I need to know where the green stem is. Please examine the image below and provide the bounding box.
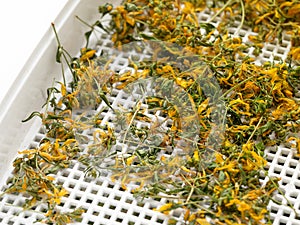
[75,15,94,29]
[208,0,237,23]
[51,23,67,86]
[267,174,298,217]
[246,116,264,143]
[221,75,255,98]
[121,101,142,166]
[51,23,61,46]
[234,0,245,36]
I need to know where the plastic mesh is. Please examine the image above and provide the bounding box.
[0,6,297,225]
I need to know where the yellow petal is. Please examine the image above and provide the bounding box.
[126,155,136,166]
[288,4,300,16]
[196,218,211,225]
[198,98,209,115]
[193,150,199,162]
[59,82,67,96]
[125,15,135,26]
[155,203,173,212]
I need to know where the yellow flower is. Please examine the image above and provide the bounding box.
[22,177,27,191]
[242,142,253,152]
[39,152,67,162]
[250,151,267,167]
[216,206,222,217]
[18,149,38,155]
[249,209,268,221]
[229,99,252,116]
[197,98,209,115]
[44,209,53,217]
[45,176,55,181]
[215,161,238,173]
[229,125,250,134]
[287,136,300,155]
[214,185,223,196]
[184,209,190,221]
[287,4,300,16]
[240,81,260,98]
[193,150,199,162]
[80,48,96,61]
[241,158,255,171]
[243,190,262,200]
[242,143,267,169]
[226,199,251,218]
[126,155,136,166]
[196,218,210,225]
[53,188,68,204]
[237,201,251,212]
[181,166,192,173]
[155,203,173,214]
[226,198,238,207]
[215,153,224,164]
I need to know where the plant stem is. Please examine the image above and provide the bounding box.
[208,0,237,23]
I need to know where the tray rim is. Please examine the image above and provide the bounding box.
[0,0,114,188]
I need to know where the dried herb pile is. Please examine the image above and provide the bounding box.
[2,0,300,225]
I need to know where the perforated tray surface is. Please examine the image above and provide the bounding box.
[0,1,299,225]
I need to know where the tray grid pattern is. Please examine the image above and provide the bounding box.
[0,6,298,225]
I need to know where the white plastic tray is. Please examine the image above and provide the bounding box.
[0,0,109,186]
[0,1,299,225]
[0,1,172,225]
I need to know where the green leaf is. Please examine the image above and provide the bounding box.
[199,23,215,33]
[95,20,109,33]
[22,111,43,123]
[124,2,138,12]
[84,30,93,47]
[42,87,60,108]
[139,33,157,40]
[99,90,114,111]
[56,46,63,63]
[98,3,113,16]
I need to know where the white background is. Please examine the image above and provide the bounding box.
[0,0,68,106]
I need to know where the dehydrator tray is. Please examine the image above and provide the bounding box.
[0,0,300,224]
